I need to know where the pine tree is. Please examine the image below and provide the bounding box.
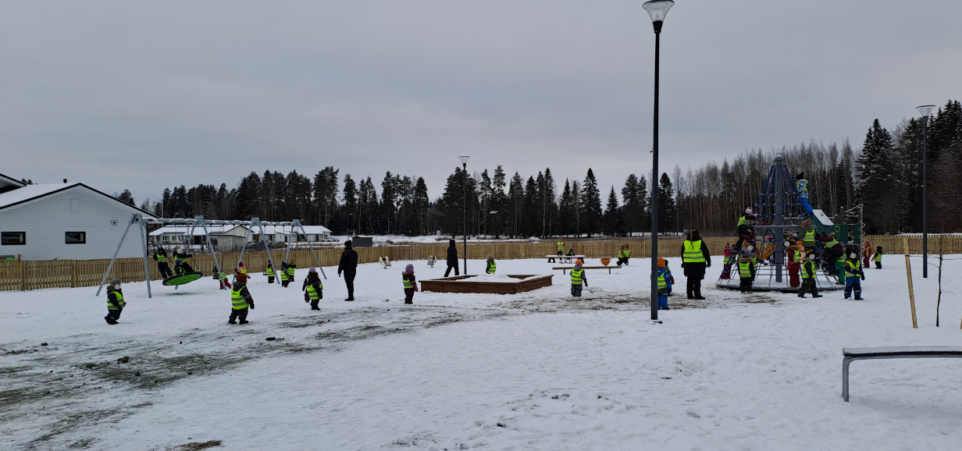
[508,172,525,237]
[581,169,603,237]
[557,179,573,236]
[542,168,557,236]
[571,180,582,236]
[413,177,429,234]
[604,186,621,236]
[115,189,135,206]
[621,174,648,236]
[855,119,904,233]
[490,166,508,238]
[524,176,540,237]
[658,173,677,233]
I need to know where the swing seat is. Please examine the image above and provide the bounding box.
[162,272,204,286]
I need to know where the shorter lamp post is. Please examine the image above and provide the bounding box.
[460,155,470,274]
[916,104,935,278]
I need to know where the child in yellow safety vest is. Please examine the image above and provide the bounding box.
[797,251,823,298]
[104,279,126,325]
[229,272,255,324]
[303,268,323,310]
[265,263,275,284]
[737,256,755,293]
[402,264,418,304]
[844,253,865,301]
[570,259,588,297]
[212,266,232,290]
[486,255,496,274]
[874,246,883,269]
[657,258,670,310]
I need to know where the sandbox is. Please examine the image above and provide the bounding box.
[420,274,553,295]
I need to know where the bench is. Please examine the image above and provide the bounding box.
[842,346,962,402]
[553,266,621,275]
[547,255,585,264]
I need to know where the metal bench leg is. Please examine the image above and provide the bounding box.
[842,357,853,402]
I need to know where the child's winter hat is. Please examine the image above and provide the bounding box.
[108,279,121,288]
[796,172,805,180]
[575,259,584,265]
[745,207,753,214]
[309,267,317,273]
[658,258,667,268]
[236,273,248,283]
[405,264,414,273]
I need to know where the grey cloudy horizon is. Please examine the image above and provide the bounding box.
[2,0,960,208]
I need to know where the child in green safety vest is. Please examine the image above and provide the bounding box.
[104,279,126,325]
[229,273,255,324]
[835,253,847,285]
[737,257,755,293]
[617,244,631,266]
[657,258,670,309]
[212,266,232,290]
[874,246,883,269]
[265,263,275,284]
[843,252,865,300]
[303,268,323,310]
[153,247,173,279]
[797,251,823,298]
[570,259,587,297]
[280,262,292,288]
[286,264,296,284]
[402,264,417,304]
[486,255,496,274]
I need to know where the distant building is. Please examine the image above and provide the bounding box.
[0,174,157,261]
[148,224,333,253]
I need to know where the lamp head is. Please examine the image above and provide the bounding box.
[916,104,936,118]
[643,0,674,33]
[459,155,470,167]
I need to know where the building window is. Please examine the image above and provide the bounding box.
[1,232,26,245]
[65,232,87,244]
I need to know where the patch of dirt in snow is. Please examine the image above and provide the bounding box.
[0,306,512,449]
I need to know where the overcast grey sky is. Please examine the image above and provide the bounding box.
[2,0,960,205]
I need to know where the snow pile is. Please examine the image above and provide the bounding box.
[451,273,534,283]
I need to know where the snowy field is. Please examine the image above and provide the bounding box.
[2,256,961,450]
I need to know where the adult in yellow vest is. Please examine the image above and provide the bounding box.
[680,229,712,300]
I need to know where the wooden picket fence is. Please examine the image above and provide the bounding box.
[1,235,959,292]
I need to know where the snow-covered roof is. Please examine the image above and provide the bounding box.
[149,226,232,236]
[0,183,156,216]
[149,224,331,236]
[0,172,26,190]
[255,225,332,235]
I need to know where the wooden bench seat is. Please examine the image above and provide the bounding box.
[553,266,620,275]
[842,346,962,401]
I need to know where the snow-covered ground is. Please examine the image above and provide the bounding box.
[2,256,961,450]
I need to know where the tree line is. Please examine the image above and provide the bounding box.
[121,99,961,237]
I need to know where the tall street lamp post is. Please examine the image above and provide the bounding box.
[460,156,470,274]
[916,105,935,278]
[643,0,673,321]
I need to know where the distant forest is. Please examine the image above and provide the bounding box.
[117,100,962,236]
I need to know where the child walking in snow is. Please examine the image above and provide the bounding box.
[104,279,126,325]
[844,252,865,300]
[664,259,675,296]
[265,263,275,284]
[486,255,496,274]
[797,251,822,298]
[402,264,418,304]
[874,246,883,269]
[303,268,323,310]
[570,259,587,297]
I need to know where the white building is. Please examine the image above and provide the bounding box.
[0,175,156,261]
[147,224,333,253]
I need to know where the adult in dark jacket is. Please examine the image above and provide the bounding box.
[680,229,712,300]
[444,239,460,277]
[337,240,359,301]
